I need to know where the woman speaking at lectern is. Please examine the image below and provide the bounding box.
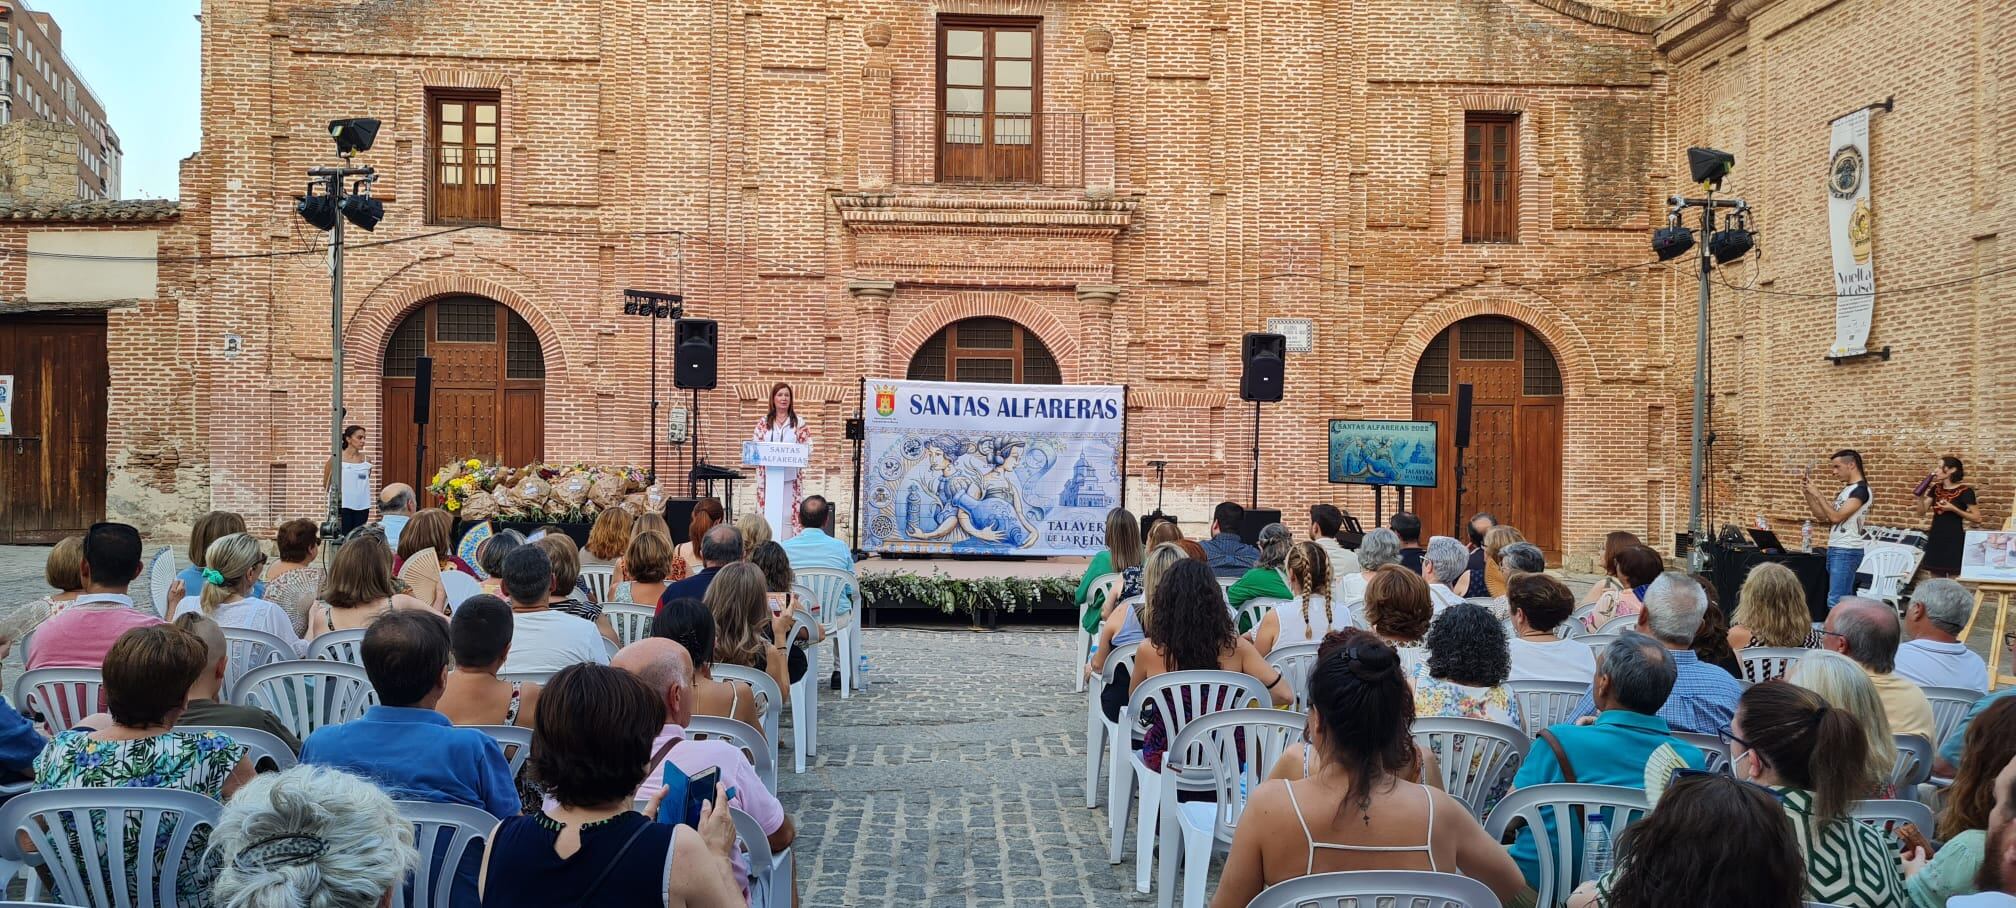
[752,382,811,534]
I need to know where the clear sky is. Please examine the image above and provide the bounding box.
[30,0,199,199]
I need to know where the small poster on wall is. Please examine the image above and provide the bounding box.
[1960,530,2016,584]
[0,375,12,436]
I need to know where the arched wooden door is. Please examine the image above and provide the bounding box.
[379,297,546,503]
[1410,316,1563,560]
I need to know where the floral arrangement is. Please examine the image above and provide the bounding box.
[427,458,653,523]
[858,570,1078,616]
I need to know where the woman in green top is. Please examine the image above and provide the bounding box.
[1077,508,1143,634]
[1227,523,1294,632]
[1904,698,2016,907]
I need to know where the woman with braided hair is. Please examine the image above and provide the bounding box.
[1254,540,1350,655]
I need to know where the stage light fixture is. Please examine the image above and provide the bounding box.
[1653,223,1695,261]
[623,300,639,316]
[1709,227,1753,264]
[1687,146,1736,190]
[327,118,381,157]
[339,193,383,232]
[296,190,339,231]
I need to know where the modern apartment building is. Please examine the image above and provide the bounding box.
[0,0,118,198]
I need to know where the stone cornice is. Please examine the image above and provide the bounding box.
[1525,0,1660,34]
[1654,0,1790,61]
[832,193,1138,235]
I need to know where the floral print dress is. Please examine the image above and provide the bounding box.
[1408,661,1521,811]
[33,729,248,908]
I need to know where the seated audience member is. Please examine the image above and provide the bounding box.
[0,697,41,784]
[1479,541,1546,621]
[478,663,742,907]
[750,540,825,646]
[651,597,765,732]
[174,532,308,658]
[1476,524,1524,600]
[1580,531,1645,607]
[536,533,617,643]
[1202,501,1260,578]
[35,624,253,907]
[1419,536,1470,613]
[1506,571,1596,684]
[171,509,259,603]
[1076,507,1145,633]
[1309,504,1362,584]
[706,561,801,692]
[1391,511,1426,574]
[1944,628,2016,774]
[29,522,163,670]
[611,529,676,607]
[476,529,528,595]
[1959,816,2016,908]
[1338,528,1401,613]
[675,497,726,578]
[1579,544,1664,633]
[618,639,794,861]
[260,518,324,637]
[310,533,428,639]
[1090,542,1188,722]
[735,511,773,552]
[436,595,542,731]
[1566,772,1805,908]
[1362,564,1433,668]
[1728,561,1820,650]
[1730,681,1908,907]
[1510,632,1704,890]
[394,508,477,576]
[1131,559,1293,771]
[1689,598,1744,679]
[1895,578,1988,692]
[210,765,420,908]
[172,613,302,753]
[779,495,858,619]
[1147,518,1185,550]
[1178,538,1210,563]
[1789,650,1897,790]
[1227,523,1296,628]
[1572,571,1743,735]
[1825,596,1936,741]
[1208,630,1525,907]
[660,524,742,607]
[0,534,83,658]
[1255,541,1347,655]
[376,483,415,550]
[1455,514,1494,596]
[581,508,634,570]
[497,545,609,674]
[300,609,519,818]
[1411,603,1518,726]
[1905,698,2016,908]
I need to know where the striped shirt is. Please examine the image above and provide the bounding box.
[1571,648,1742,735]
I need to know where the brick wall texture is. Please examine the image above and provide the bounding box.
[65,0,2010,568]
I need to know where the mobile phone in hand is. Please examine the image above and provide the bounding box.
[656,763,722,826]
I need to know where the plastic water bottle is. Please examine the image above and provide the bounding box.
[1583,815,1614,880]
[857,654,870,686]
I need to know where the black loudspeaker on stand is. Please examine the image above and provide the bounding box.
[1451,382,1472,539]
[413,356,434,490]
[674,319,718,496]
[1240,332,1286,507]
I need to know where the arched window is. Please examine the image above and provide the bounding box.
[907,317,1060,384]
[379,297,547,500]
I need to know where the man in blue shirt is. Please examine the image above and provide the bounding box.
[658,524,741,609]
[375,483,414,550]
[1200,501,1259,578]
[1571,571,1743,735]
[1511,631,1705,889]
[780,496,858,617]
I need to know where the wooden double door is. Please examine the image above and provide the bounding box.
[1410,316,1563,560]
[379,297,545,504]
[0,312,107,543]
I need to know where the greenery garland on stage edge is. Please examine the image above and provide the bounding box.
[859,571,1079,616]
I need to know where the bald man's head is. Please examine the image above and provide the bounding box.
[613,637,694,723]
[1829,596,1902,673]
[379,483,415,515]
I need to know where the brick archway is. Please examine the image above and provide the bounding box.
[890,291,1080,382]
[1379,286,1601,390]
[347,272,568,383]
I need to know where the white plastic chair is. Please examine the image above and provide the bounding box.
[796,568,862,697]
[1850,798,1936,842]
[1892,734,1934,789]
[220,626,294,699]
[711,663,783,777]
[1248,870,1504,908]
[1234,597,1291,639]
[1111,670,1272,893]
[731,806,793,908]
[1924,686,1984,757]
[468,725,532,777]
[1576,633,1620,652]
[1737,647,1809,684]
[1482,783,1651,908]
[146,547,176,619]
[0,787,224,908]
[1156,708,1304,908]
[12,669,102,736]
[497,669,556,687]
[579,565,616,604]
[1085,642,1139,809]
[392,800,495,908]
[440,571,483,612]
[231,660,377,742]
[1411,717,1530,821]
[604,603,656,647]
[1595,613,1639,634]
[1505,680,1590,738]
[309,628,367,666]
[1265,641,1322,713]
[175,725,298,772]
[784,609,823,774]
[1856,546,1919,608]
[687,715,778,794]
[1560,604,1596,639]
[1077,573,1122,693]
[1673,731,1732,775]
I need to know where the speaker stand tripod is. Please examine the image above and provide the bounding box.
[1250,400,1262,508]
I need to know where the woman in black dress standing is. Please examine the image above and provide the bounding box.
[1916,455,1986,578]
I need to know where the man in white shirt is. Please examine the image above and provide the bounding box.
[1308,504,1361,588]
[1894,578,1988,692]
[497,545,608,674]
[1420,536,1469,613]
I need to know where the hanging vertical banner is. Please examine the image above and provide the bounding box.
[1828,108,1875,358]
[858,378,1126,556]
[0,375,12,435]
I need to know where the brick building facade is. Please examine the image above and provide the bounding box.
[50,0,2003,568]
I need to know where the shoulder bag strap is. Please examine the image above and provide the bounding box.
[649,735,683,771]
[1536,729,1584,830]
[570,820,655,907]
